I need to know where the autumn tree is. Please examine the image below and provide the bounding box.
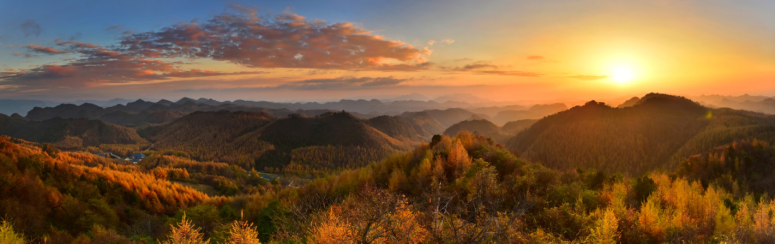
[0,220,25,244]
[163,213,209,244]
[227,211,261,244]
[309,187,428,243]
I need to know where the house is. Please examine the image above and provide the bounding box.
[131,153,146,164]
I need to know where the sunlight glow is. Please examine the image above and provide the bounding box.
[610,65,635,84]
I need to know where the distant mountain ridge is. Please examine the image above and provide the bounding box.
[693,94,775,114]
[443,119,509,143]
[12,97,570,127]
[24,98,339,126]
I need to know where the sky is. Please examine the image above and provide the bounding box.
[0,0,773,102]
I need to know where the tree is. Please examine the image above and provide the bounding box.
[227,211,261,244]
[587,209,619,244]
[163,213,209,244]
[0,220,25,244]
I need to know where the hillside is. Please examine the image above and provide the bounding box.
[0,114,147,150]
[676,139,774,196]
[489,103,568,125]
[399,111,446,136]
[139,110,276,168]
[617,96,640,107]
[0,136,210,242]
[141,111,410,173]
[365,115,428,142]
[501,119,537,134]
[506,93,774,175]
[443,119,509,143]
[257,112,408,150]
[400,108,478,128]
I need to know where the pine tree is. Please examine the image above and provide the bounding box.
[0,220,25,244]
[163,213,209,244]
[227,211,261,244]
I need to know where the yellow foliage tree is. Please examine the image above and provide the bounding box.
[227,212,261,244]
[310,207,351,244]
[387,200,428,243]
[588,209,619,244]
[163,213,210,244]
[0,220,25,244]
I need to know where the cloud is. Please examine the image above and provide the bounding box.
[478,70,542,77]
[453,61,498,71]
[173,76,412,92]
[428,40,436,45]
[11,52,38,58]
[527,55,543,60]
[119,5,431,71]
[448,61,541,77]
[25,44,67,55]
[567,74,609,80]
[3,6,431,91]
[21,20,41,37]
[69,32,83,41]
[440,39,455,44]
[0,40,263,89]
[276,76,410,90]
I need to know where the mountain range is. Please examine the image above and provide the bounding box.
[507,93,774,175]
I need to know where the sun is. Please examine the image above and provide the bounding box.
[610,65,635,84]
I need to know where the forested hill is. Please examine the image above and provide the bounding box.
[0,114,147,150]
[0,136,210,242]
[507,93,774,175]
[400,108,482,128]
[443,119,510,143]
[257,111,410,150]
[140,111,412,173]
[365,115,430,142]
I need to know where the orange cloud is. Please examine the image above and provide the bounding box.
[478,70,542,77]
[453,62,498,71]
[527,55,543,60]
[119,6,431,71]
[26,44,67,55]
[568,74,609,80]
[448,61,541,77]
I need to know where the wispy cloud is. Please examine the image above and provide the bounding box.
[25,44,67,55]
[21,20,41,37]
[478,70,542,77]
[447,61,542,77]
[567,74,609,80]
[453,62,498,71]
[526,55,543,60]
[276,76,411,90]
[173,76,412,92]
